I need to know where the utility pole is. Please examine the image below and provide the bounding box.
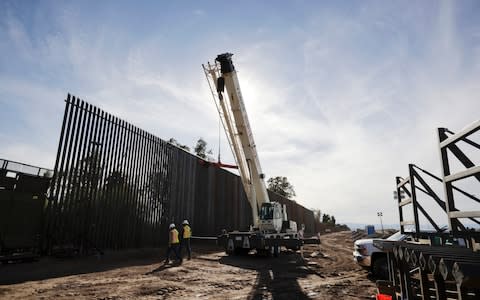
[377,212,384,236]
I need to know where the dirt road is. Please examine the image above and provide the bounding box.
[0,231,376,299]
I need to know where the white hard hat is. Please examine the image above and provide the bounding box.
[182,220,189,225]
[169,223,175,229]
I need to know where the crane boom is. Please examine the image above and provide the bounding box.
[204,52,319,256]
[203,53,270,228]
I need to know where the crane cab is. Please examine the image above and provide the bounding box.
[259,202,286,233]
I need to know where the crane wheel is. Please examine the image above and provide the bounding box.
[273,245,279,257]
[225,238,235,255]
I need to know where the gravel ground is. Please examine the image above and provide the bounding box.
[0,231,377,299]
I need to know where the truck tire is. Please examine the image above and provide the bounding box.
[273,245,279,257]
[372,256,388,279]
[269,246,274,257]
[225,239,235,255]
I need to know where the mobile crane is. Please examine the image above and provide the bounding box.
[203,53,316,256]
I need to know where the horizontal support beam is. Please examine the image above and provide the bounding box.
[397,176,410,188]
[401,220,415,226]
[439,120,480,148]
[449,211,480,219]
[444,166,480,183]
[399,198,413,207]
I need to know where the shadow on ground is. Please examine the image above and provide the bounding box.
[0,241,218,285]
[218,250,315,300]
[145,260,183,274]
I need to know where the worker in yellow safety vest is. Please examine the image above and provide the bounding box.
[180,219,192,260]
[165,223,182,264]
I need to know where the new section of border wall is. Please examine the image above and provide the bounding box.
[43,94,318,251]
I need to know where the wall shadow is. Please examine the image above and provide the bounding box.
[0,248,162,285]
[0,241,219,285]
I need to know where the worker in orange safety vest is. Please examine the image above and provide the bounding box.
[180,219,192,260]
[165,223,182,264]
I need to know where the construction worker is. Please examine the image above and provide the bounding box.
[165,223,182,264]
[180,219,192,260]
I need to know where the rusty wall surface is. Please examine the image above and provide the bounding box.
[46,95,318,251]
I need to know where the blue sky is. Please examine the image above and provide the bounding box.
[1,0,479,225]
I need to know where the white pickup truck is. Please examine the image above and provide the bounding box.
[353,231,410,278]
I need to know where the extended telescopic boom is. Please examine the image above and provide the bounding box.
[203,53,270,228]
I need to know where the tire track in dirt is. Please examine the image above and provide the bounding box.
[303,231,356,274]
[298,232,376,299]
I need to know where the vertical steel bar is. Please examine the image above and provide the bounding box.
[145,134,154,244]
[152,137,163,245]
[60,97,84,245]
[108,116,122,249]
[156,138,168,244]
[169,145,176,227]
[396,177,405,234]
[165,141,173,235]
[126,125,138,247]
[52,96,79,247]
[139,129,150,246]
[115,120,129,248]
[140,130,151,245]
[409,164,421,236]
[45,94,72,251]
[124,123,136,246]
[121,123,134,248]
[147,133,158,244]
[164,141,173,230]
[90,109,107,248]
[48,94,70,212]
[162,142,171,236]
[100,113,114,248]
[110,119,124,248]
[71,102,91,246]
[131,127,142,247]
[134,127,145,247]
[64,98,85,245]
[438,128,458,233]
[137,128,147,246]
[129,124,140,246]
[72,102,93,250]
[149,133,158,244]
[91,110,105,248]
[83,105,101,251]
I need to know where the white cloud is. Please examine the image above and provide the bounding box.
[1,1,478,226]
[216,2,480,225]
